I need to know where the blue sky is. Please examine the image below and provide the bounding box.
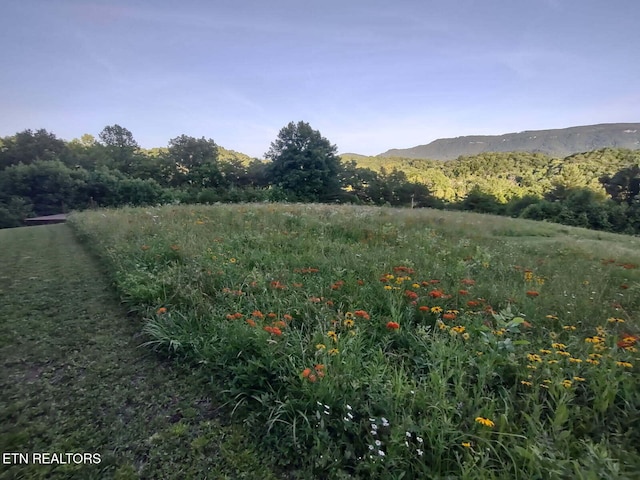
[1,0,638,158]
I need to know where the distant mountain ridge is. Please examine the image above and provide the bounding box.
[378,123,640,160]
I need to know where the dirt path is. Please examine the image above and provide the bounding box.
[0,225,279,479]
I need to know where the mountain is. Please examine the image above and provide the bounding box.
[378,123,640,160]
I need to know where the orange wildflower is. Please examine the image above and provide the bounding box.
[302,368,312,378]
[233,312,243,319]
[267,312,277,318]
[246,319,256,327]
[442,313,457,321]
[405,290,419,300]
[354,310,371,320]
[419,306,430,312]
[283,314,293,321]
[461,279,476,286]
[459,290,469,295]
[157,307,167,314]
[386,321,400,330]
[428,289,444,298]
[252,310,264,318]
[526,291,539,297]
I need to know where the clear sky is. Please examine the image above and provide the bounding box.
[1,0,638,158]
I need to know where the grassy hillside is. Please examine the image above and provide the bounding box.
[67,204,640,479]
[0,225,281,479]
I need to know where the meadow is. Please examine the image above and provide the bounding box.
[69,203,640,479]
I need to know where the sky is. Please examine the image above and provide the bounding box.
[1,0,639,158]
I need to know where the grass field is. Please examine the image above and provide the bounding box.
[62,203,640,479]
[0,224,281,479]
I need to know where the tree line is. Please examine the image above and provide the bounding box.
[0,122,639,235]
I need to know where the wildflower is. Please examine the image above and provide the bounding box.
[329,348,339,355]
[585,359,600,365]
[556,351,571,357]
[386,321,400,330]
[617,335,638,349]
[524,271,534,281]
[405,290,419,300]
[569,357,582,364]
[431,306,443,314]
[437,320,448,330]
[585,336,605,344]
[459,289,469,295]
[466,300,480,308]
[381,417,389,427]
[328,331,338,342]
[416,436,423,443]
[443,312,457,321]
[354,310,370,320]
[283,314,293,321]
[563,325,577,331]
[573,376,586,382]
[309,296,322,303]
[384,285,393,291]
[452,326,466,334]
[461,279,475,286]
[157,307,167,314]
[561,379,572,388]
[357,279,365,285]
[551,343,567,350]
[462,332,470,340]
[344,319,355,328]
[616,361,633,368]
[520,381,533,386]
[608,317,625,323]
[419,306,430,312]
[252,310,264,318]
[526,291,539,297]
[545,315,558,320]
[316,343,326,350]
[429,289,444,298]
[308,374,317,382]
[141,244,150,251]
[539,349,551,354]
[475,417,495,428]
[246,319,256,327]
[461,441,472,449]
[267,312,277,319]
[417,449,424,456]
[302,368,312,378]
[229,257,237,263]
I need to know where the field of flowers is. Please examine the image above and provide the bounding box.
[69,203,640,478]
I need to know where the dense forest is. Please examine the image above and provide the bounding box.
[1,123,639,235]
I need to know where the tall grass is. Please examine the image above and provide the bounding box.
[69,204,640,478]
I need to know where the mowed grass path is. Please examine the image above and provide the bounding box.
[0,225,280,480]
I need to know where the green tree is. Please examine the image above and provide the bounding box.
[600,164,640,205]
[265,121,342,202]
[0,129,69,170]
[98,124,140,174]
[166,135,222,188]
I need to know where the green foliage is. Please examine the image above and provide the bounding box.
[0,129,69,170]
[266,121,342,202]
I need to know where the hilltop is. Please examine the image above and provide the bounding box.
[377,123,640,160]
